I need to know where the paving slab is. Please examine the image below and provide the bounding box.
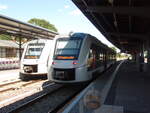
[105,61,150,113]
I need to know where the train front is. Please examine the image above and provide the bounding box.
[49,34,88,83]
[20,40,50,80]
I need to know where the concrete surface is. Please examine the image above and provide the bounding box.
[105,61,150,113]
[0,69,19,83]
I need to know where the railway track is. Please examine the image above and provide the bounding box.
[0,82,56,112]
[4,83,87,113]
[0,80,22,87]
[0,64,118,113]
[0,80,43,93]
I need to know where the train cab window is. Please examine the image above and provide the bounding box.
[54,38,83,60]
[24,43,45,59]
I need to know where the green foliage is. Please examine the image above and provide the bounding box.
[117,53,121,58]
[28,18,58,32]
[0,34,12,40]
[12,37,29,44]
[110,46,117,52]
[0,34,28,44]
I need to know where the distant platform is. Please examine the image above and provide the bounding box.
[0,69,19,83]
[62,60,150,113]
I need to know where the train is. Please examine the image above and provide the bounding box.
[20,39,54,81]
[48,33,116,83]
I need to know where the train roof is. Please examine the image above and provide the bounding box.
[84,33,116,53]
[55,32,116,54]
[72,33,116,53]
[71,33,89,38]
[26,38,53,44]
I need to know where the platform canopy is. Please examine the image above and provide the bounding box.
[72,0,150,54]
[0,15,58,39]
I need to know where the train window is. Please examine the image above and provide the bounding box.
[87,46,101,70]
[89,50,93,58]
[87,49,94,70]
[24,43,45,59]
[54,38,82,60]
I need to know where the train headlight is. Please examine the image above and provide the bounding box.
[52,61,56,65]
[72,61,78,65]
[23,66,33,73]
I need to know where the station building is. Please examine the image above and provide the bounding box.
[0,40,25,70]
[0,40,24,58]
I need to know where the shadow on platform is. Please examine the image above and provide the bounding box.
[105,60,150,113]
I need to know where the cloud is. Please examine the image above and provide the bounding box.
[0,4,8,10]
[64,5,70,9]
[69,9,82,16]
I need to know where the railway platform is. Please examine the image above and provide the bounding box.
[62,60,150,113]
[0,69,19,83]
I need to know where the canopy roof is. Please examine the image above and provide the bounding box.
[0,15,58,39]
[72,0,150,54]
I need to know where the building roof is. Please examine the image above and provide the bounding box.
[0,40,20,48]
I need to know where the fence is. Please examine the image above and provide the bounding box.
[0,58,20,70]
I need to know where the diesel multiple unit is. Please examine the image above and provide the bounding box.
[48,33,116,83]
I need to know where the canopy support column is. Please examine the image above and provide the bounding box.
[147,40,150,64]
[139,42,144,72]
[19,37,22,60]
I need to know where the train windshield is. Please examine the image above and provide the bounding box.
[24,43,45,59]
[54,38,82,60]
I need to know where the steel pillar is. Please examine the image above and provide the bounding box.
[132,53,136,62]
[136,53,140,64]
[19,37,22,60]
[147,40,150,64]
[139,42,144,72]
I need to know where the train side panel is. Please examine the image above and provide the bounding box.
[48,33,116,83]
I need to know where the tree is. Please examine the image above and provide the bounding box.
[0,34,28,43]
[0,34,12,40]
[28,18,58,32]
[0,34,27,47]
[110,46,117,52]
[117,53,121,58]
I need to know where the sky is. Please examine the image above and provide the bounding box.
[0,0,117,49]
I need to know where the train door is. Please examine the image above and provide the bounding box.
[87,45,97,71]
